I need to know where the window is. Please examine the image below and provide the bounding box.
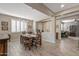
[11,19,27,32]
[16,20,20,32]
[21,21,27,32]
[24,21,27,31]
[21,21,24,31]
[11,20,16,32]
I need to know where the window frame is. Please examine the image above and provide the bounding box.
[11,19,27,33]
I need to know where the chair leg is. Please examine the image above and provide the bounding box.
[28,46,31,50]
[35,45,37,48]
[24,44,27,50]
[29,47,31,50]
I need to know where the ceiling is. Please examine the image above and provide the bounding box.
[44,3,79,13]
[0,3,49,21]
[0,3,79,21]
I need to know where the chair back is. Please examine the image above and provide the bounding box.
[36,32,42,46]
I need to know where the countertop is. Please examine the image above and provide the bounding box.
[0,34,9,40]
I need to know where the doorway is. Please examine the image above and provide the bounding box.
[60,19,79,39]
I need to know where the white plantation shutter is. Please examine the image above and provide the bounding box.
[11,20,16,32]
[11,19,27,32]
[16,20,21,32]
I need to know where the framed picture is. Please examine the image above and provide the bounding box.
[1,21,8,31]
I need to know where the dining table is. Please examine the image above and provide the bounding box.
[20,33,42,49]
[22,34,36,38]
[20,34,37,46]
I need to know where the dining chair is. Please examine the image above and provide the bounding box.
[20,35,23,44]
[32,33,42,48]
[8,34,11,41]
[22,36,32,50]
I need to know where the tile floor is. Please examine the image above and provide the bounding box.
[7,37,79,56]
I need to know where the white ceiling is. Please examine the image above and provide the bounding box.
[44,3,79,13]
[0,3,49,21]
[0,3,79,21]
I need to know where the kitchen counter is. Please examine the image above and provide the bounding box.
[0,34,9,40]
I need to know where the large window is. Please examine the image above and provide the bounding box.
[11,19,27,32]
[16,20,21,32]
[11,20,17,32]
[21,21,24,31]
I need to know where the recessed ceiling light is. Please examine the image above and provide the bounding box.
[61,4,64,8]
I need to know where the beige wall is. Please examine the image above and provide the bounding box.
[56,20,61,39]
[0,14,11,34]
[36,17,56,43]
[27,20,33,33]
[36,20,53,32]
[43,21,51,32]
[33,21,36,33]
[36,22,43,32]
[0,14,33,40]
[36,17,56,32]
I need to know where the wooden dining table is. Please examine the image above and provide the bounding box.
[20,34,37,46]
[20,33,42,50]
[22,34,36,38]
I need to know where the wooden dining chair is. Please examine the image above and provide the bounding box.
[36,33,42,46]
[8,34,11,41]
[20,35,23,44]
[22,36,32,50]
[32,33,42,48]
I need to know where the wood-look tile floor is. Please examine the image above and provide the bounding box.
[7,38,79,56]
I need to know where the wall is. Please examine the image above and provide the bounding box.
[36,22,43,32]
[0,14,11,34]
[27,20,33,33]
[0,14,17,40]
[33,21,36,34]
[36,17,56,43]
[42,21,51,32]
[0,14,33,41]
[56,20,61,39]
